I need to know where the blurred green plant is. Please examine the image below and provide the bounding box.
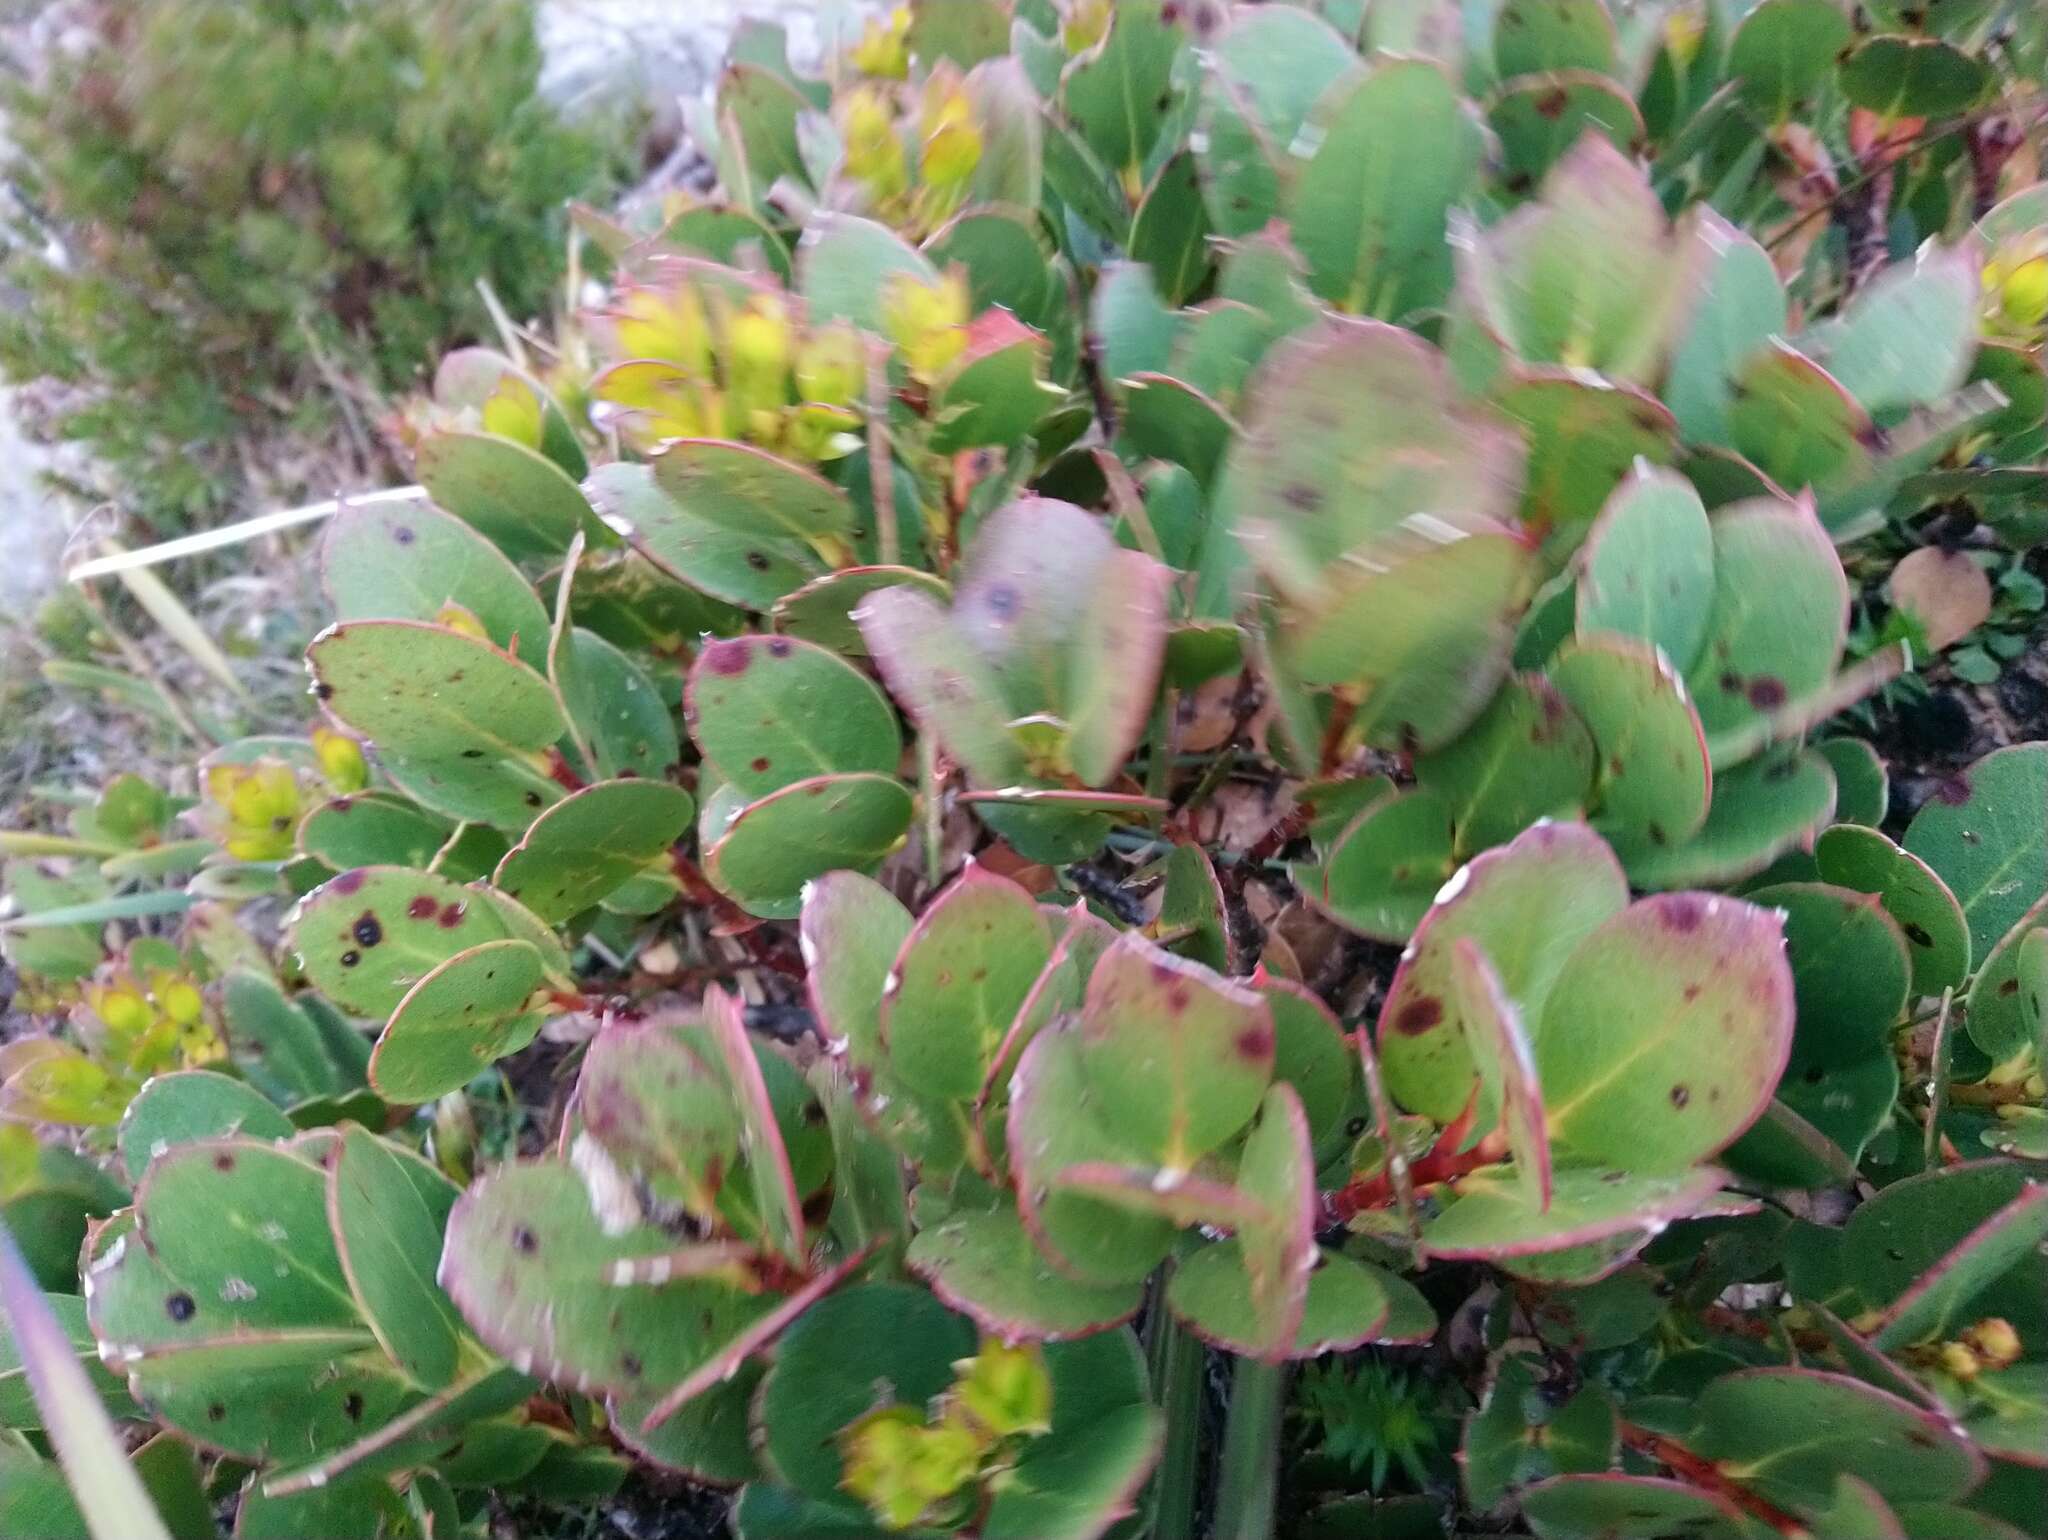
[0,0,629,529]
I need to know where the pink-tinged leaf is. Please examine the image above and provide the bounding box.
[880,862,1054,1102]
[1066,548,1173,786]
[637,1246,876,1433]
[1869,1184,2048,1351]
[1536,893,1795,1173]
[702,987,807,1267]
[1051,1164,1265,1232]
[799,870,913,1076]
[974,904,1121,1130]
[905,1199,1143,1342]
[1076,934,1276,1170]
[1449,940,1552,1212]
[1685,1368,1985,1510]
[600,1241,767,1289]
[1520,1474,1752,1540]
[1419,1165,1723,1261]
[855,584,1026,786]
[1377,820,1629,1124]
[1231,1084,1319,1358]
[0,1217,174,1540]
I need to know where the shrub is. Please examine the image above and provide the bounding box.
[3,3,2048,1537]
[0,0,626,529]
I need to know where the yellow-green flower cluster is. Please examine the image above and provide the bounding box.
[1983,235,2048,343]
[591,278,865,460]
[836,69,983,238]
[0,961,223,1127]
[838,1341,1053,1531]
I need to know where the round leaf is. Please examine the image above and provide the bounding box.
[1536,892,1794,1171]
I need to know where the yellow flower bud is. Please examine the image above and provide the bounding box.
[312,726,368,794]
[918,80,982,192]
[611,283,714,375]
[1962,1317,2022,1372]
[148,971,205,1028]
[841,85,910,205]
[88,982,154,1039]
[1064,0,1112,54]
[433,603,492,643]
[850,4,911,79]
[1664,7,1706,70]
[1937,1342,1981,1380]
[480,376,545,449]
[1998,255,2048,333]
[724,295,794,428]
[883,269,971,386]
[205,760,301,863]
[952,1341,1052,1440]
[796,322,866,408]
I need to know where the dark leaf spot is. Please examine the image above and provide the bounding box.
[353,913,383,948]
[1903,922,1933,947]
[1669,1085,1690,1108]
[340,949,361,967]
[392,526,415,545]
[704,639,751,676]
[1746,676,1787,709]
[1394,997,1443,1035]
[1658,895,1705,933]
[512,1225,538,1254]
[207,1402,225,1421]
[166,1292,196,1322]
[344,1392,365,1421]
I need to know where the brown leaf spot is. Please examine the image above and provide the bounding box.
[1933,774,1972,806]
[408,895,438,920]
[1534,87,1570,120]
[1746,676,1787,710]
[751,757,771,773]
[439,902,467,929]
[332,869,367,895]
[213,1151,236,1172]
[1394,996,1443,1035]
[1282,483,1324,512]
[1235,1026,1274,1059]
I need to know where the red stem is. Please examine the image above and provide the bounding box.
[1618,1423,1807,1537]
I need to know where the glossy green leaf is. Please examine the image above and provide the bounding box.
[321,499,549,655]
[1813,823,1969,996]
[116,1071,294,1182]
[308,620,564,762]
[1378,820,1629,1123]
[369,939,548,1102]
[414,432,597,560]
[328,1127,464,1389]
[1309,789,1460,944]
[1537,892,1794,1171]
[704,773,914,919]
[688,634,900,797]
[1574,467,1714,669]
[1291,60,1484,317]
[1903,744,2048,962]
[1546,637,1711,861]
[493,779,693,923]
